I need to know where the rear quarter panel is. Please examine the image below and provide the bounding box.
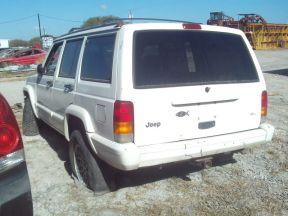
[73,32,120,141]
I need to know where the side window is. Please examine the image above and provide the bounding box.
[59,39,83,79]
[45,43,63,76]
[16,50,32,57]
[81,34,116,82]
[33,49,41,54]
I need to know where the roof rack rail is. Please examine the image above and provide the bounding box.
[68,27,82,33]
[67,22,121,35]
[110,17,199,24]
[66,17,200,35]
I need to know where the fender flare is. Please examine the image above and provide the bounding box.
[23,85,38,118]
[64,104,95,141]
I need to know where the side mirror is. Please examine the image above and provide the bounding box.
[37,64,44,75]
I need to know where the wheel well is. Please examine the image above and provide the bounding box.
[23,91,29,99]
[67,115,97,157]
[67,115,86,137]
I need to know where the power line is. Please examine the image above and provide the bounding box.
[0,14,83,25]
[40,14,83,23]
[0,14,36,25]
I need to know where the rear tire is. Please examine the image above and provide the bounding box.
[22,97,39,136]
[69,130,110,193]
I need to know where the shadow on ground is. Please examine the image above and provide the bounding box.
[38,122,72,175]
[115,153,236,189]
[38,122,237,190]
[265,68,288,76]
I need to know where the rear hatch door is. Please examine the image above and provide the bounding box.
[132,30,261,146]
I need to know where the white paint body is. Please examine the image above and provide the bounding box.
[24,23,274,170]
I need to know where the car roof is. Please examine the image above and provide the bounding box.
[54,18,243,42]
[55,21,243,43]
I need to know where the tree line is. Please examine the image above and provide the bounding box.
[9,15,119,48]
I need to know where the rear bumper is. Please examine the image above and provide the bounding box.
[0,162,33,216]
[90,123,274,171]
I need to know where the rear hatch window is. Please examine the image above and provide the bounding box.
[133,30,259,88]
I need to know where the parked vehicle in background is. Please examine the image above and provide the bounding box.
[0,48,46,66]
[0,94,33,216]
[23,19,274,193]
[0,48,21,58]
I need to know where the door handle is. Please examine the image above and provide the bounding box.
[64,84,74,93]
[46,80,53,88]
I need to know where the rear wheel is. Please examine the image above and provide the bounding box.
[69,130,111,193]
[22,97,39,136]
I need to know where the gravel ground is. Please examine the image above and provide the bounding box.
[3,50,288,215]
[255,49,288,72]
[0,80,25,105]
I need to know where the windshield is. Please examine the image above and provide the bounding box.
[133,30,259,88]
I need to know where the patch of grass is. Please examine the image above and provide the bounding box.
[267,149,276,156]
[271,161,288,175]
[266,149,281,161]
[229,166,244,176]
[279,161,288,171]
[0,70,35,79]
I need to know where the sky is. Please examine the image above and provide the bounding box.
[1,0,288,40]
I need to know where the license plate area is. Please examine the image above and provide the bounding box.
[198,121,215,130]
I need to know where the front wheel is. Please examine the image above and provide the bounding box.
[69,130,111,193]
[22,97,39,136]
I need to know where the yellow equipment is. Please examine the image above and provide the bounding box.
[207,12,288,50]
[245,24,288,50]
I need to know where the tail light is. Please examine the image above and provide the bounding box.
[183,23,201,30]
[113,100,134,143]
[0,124,20,155]
[261,91,268,117]
[0,94,24,173]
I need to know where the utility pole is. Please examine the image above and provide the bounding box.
[37,13,42,38]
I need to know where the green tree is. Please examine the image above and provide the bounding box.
[9,39,29,47]
[82,15,119,28]
[29,37,41,46]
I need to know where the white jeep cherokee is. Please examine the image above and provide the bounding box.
[23,20,274,192]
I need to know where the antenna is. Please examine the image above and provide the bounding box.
[128,10,133,19]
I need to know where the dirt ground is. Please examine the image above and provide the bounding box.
[0,70,35,80]
[7,71,285,216]
[255,49,288,72]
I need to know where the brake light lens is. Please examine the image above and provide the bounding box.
[261,91,267,116]
[114,101,134,143]
[0,94,23,157]
[183,23,201,30]
[0,125,19,155]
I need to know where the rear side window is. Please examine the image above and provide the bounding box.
[134,31,259,88]
[59,39,83,79]
[81,34,116,83]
